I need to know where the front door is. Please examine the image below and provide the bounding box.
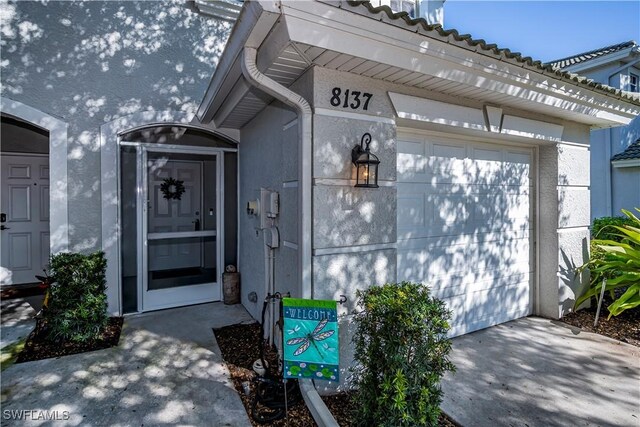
[148,159,202,271]
[141,150,221,311]
[0,154,50,285]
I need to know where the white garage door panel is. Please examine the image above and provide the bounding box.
[398,244,530,292]
[398,184,531,240]
[397,133,533,337]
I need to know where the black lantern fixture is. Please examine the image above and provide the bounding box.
[351,133,380,188]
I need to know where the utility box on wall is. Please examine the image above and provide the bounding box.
[260,187,279,229]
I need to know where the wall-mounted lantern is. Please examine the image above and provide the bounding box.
[351,133,380,188]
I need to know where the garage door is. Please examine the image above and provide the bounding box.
[397,132,533,337]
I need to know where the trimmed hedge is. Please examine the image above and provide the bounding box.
[44,251,108,343]
[352,282,455,427]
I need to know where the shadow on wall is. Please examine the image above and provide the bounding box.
[394,141,535,334]
[1,0,232,252]
[313,119,397,315]
[619,114,640,151]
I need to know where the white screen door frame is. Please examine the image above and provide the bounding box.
[121,142,225,312]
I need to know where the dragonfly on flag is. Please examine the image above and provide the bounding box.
[282,298,339,381]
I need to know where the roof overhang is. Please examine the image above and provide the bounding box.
[197,0,640,130]
[194,0,242,21]
[560,47,639,74]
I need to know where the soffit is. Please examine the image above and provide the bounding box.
[208,1,640,129]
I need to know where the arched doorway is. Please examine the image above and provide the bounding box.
[117,124,237,313]
[0,98,68,288]
[0,115,50,286]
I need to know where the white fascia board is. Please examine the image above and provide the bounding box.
[279,1,639,126]
[389,92,486,131]
[390,92,565,142]
[195,0,242,21]
[595,109,635,126]
[500,115,564,142]
[560,48,636,74]
[612,158,640,168]
[196,1,280,124]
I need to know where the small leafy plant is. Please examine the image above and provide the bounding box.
[351,282,455,427]
[43,251,109,342]
[576,209,640,317]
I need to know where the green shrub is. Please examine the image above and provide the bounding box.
[592,216,635,242]
[351,282,455,427]
[576,209,640,317]
[44,251,108,343]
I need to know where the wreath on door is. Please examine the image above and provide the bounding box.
[160,177,185,200]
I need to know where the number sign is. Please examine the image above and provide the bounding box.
[330,87,373,111]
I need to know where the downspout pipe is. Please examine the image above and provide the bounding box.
[241,46,313,300]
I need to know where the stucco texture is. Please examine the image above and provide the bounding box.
[1,1,231,251]
[239,101,299,320]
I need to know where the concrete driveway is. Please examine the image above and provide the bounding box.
[1,302,254,426]
[441,317,640,427]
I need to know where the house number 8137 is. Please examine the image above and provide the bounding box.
[330,87,372,111]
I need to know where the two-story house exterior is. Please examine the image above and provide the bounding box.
[549,41,640,220]
[2,0,640,390]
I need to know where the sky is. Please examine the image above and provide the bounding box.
[444,1,640,63]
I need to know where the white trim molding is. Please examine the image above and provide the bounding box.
[314,178,396,187]
[314,107,396,124]
[389,92,486,131]
[314,242,398,256]
[612,158,640,168]
[0,97,69,253]
[501,115,564,142]
[389,92,564,142]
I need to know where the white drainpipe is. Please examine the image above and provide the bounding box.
[241,47,313,300]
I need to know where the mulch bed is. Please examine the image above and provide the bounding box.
[214,322,458,426]
[0,283,45,300]
[16,317,124,363]
[562,304,639,347]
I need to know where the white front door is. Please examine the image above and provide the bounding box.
[141,150,221,311]
[397,132,533,337]
[0,154,50,285]
[148,159,202,271]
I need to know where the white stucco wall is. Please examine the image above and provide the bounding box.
[239,100,300,320]
[1,0,232,252]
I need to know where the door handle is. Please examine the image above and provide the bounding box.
[193,218,200,231]
[0,225,10,231]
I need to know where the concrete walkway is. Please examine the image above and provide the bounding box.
[1,303,254,426]
[441,317,640,427]
[1,296,40,351]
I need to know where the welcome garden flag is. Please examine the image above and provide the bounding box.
[282,298,339,382]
